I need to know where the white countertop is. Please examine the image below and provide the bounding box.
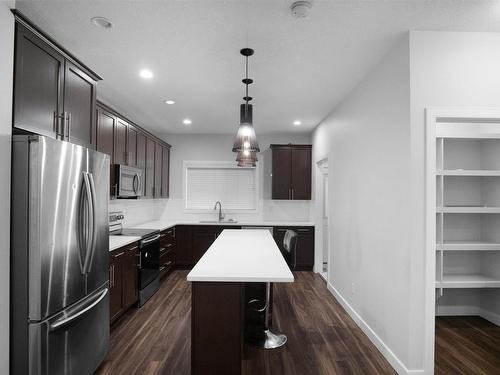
[109,235,140,251]
[187,229,294,283]
[131,219,314,232]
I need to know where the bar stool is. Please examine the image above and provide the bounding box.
[283,229,298,269]
[246,230,297,349]
[247,282,287,349]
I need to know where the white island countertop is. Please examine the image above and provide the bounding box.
[187,229,294,283]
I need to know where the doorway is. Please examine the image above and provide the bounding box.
[316,158,329,281]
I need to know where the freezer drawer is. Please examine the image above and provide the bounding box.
[27,285,109,375]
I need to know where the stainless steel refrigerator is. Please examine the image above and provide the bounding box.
[11,135,110,375]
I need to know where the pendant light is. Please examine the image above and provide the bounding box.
[233,48,259,163]
[236,148,258,167]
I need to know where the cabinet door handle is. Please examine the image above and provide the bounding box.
[113,251,124,258]
[110,264,114,288]
[292,189,294,200]
[54,112,64,139]
[65,112,71,141]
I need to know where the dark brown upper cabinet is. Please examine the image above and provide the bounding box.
[145,137,156,198]
[14,23,64,139]
[154,142,162,198]
[96,107,115,159]
[13,20,99,148]
[114,118,128,165]
[271,144,312,200]
[161,146,170,198]
[96,102,171,199]
[127,125,138,167]
[136,131,147,176]
[63,62,97,149]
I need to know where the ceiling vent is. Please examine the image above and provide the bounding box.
[290,1,313,18]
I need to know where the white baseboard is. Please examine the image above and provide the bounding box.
[480,308,500,326]
[435,305,500,326]
[326,282,425,375]
[436,305,480,316]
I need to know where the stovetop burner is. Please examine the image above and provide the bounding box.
[110,227,160,238]
[109,211,160,239]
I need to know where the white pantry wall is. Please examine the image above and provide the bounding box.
[410,31,500,371]
[311,35,416,373]
[0,3,14,373]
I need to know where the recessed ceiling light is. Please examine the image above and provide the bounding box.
[91,16,113,29]
[164,99,175,105]
[139,69,153,79]
[293,120,302,126]
[183,119,192,125]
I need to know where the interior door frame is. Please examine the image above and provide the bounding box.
[314,154,330,276]
[424,106,500,375]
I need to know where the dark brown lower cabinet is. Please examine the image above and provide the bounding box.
[172,225,313,270]
[109,242,139,324]
[109,250,123,322]
[191,227,220,265]
[175,225,193,268]
[273,226,315,271]
[160,227,176,278]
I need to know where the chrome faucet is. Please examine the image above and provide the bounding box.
[214,201,224,222]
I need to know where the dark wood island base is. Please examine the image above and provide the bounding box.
[191,282,244,375]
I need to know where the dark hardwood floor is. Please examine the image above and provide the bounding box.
[435,316,500,375]
[96,271,396,375]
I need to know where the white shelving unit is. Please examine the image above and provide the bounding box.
[436,274,500,289]
[433,120,500,307]
[437,241,500,251]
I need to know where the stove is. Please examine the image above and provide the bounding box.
[109,211,161,306]
[110,227,160,238]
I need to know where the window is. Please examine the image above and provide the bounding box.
[185,161,258,210]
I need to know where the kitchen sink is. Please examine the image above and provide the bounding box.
[199,220,238,224]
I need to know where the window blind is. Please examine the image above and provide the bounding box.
[186,166,257,210]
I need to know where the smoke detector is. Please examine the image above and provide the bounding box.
[290,1,313,18]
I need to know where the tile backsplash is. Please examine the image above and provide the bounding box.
[108,198,312,226]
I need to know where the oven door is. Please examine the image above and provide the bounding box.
[139,234,160,290]
[116,165,142,197]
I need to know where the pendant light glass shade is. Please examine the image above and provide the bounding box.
[232,123,260,152]
[236,148,258,167]
[232,103,259,152]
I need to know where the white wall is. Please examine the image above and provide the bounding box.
[109,133,313,225]
[155,133,312,223]
[311,35,416,373]
[0,3,14,373]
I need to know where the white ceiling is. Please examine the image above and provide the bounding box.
[15,0,500,136]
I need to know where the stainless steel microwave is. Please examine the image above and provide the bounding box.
[114,164,142,198]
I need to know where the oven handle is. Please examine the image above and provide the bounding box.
[140,234,161,246]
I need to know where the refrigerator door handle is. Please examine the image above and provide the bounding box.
[82,173,95,274]
[77,172,88,273]
[84,172,98,274]
[49,288,108,331]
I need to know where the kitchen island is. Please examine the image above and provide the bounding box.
[187,229,294,375]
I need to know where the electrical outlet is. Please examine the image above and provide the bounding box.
[351,282,356,294]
